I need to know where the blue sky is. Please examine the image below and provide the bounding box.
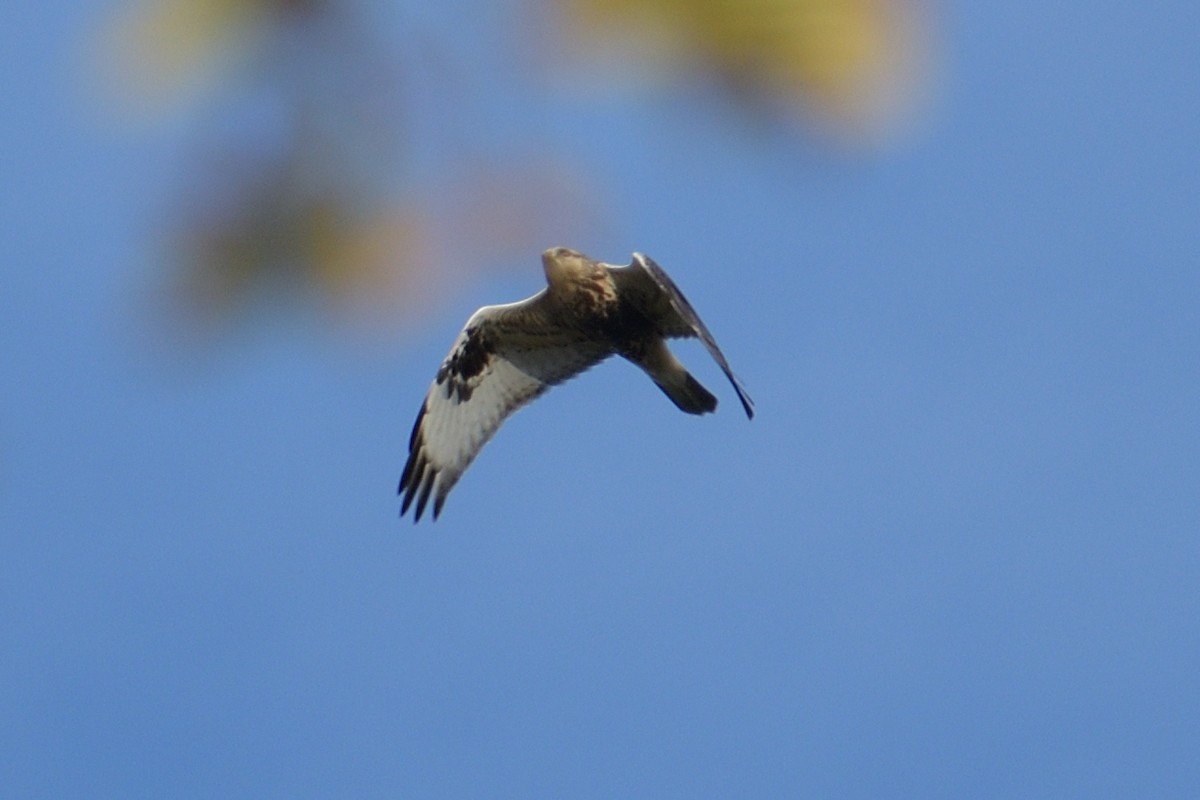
[3,1,1199,797]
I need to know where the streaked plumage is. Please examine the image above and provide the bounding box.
[399,247,754,521]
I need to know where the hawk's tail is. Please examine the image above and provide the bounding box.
[632,339,718,415]
[654,369,718,415]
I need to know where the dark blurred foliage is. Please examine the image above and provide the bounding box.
[97,0,928,338]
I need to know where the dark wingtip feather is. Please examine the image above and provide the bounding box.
[413,473,436,522]
[400,474,417,516]
[400,400,439,521]
[398,449,418,495]
[408,402,427,451]
[734,382,755,420]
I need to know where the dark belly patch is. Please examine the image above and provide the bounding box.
[596,296,656,355]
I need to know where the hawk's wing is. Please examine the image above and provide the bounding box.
[612,253,755,419]
[399,297,610,521]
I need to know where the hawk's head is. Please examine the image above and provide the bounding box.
[542,246,594,286]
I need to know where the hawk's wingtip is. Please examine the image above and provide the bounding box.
[737,388,756,420]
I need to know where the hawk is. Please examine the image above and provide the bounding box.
[399,247,754,521]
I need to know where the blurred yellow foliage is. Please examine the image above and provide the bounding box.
[552,0,925,134]
[170,160,590,330]
[99,0,598,335]
[95,0,929,340]
[176,192,433,322]
[101,0,274,110]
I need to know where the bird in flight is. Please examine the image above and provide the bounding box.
[399,247,754,521]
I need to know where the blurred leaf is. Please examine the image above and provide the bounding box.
[100,0,270,112]
[544,0,929,137]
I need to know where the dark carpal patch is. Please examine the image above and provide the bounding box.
[436,326,493,403]
[399,402,429,510]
